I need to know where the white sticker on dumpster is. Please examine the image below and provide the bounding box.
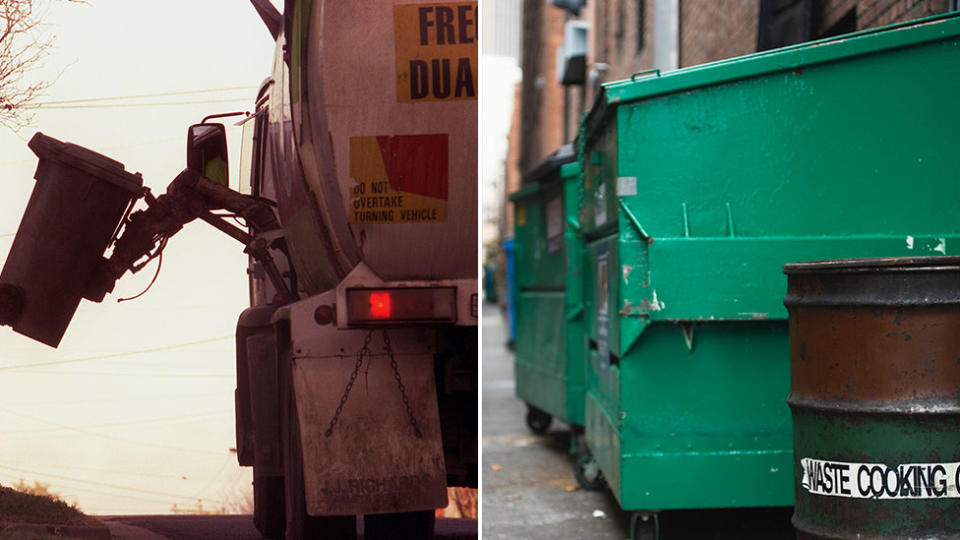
[594,183,607,226]
[800,458,960,500]
[617,176,637,197]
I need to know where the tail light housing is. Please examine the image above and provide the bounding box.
[346,287,457,325]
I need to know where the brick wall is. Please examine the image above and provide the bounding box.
[830,0,949,31]
[518,0,568,176]
[590,0,654,89]
[504,83,522,238]
[681,0,759,67]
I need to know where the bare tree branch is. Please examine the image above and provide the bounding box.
[0,0,85,131]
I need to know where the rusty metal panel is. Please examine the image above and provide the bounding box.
[292,326,447,515]
[785,256,960,539]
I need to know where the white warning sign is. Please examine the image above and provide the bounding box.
[801,457,960,500]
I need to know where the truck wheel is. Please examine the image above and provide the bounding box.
[284,381,356,540]
[525,405,552,434]
[364,511,435,539]
[573,453,606,490]
[253,474,284,538]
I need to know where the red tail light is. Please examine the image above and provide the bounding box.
[369,292,391,318]
[346,287,456,325]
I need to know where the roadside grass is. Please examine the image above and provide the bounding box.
[0,483,99,526]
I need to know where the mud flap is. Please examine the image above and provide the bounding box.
[292,331,447,516]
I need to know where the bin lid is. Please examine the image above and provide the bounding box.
[522,144,576,186]
[28,132,144,195]
[586,12,960,141]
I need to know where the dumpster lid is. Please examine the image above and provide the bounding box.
[784,256,960,274]
[522,144,576,186]
[28,132,144,196]
[588,12,960,136]
[507,182,543,202]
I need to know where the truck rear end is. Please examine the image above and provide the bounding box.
[236,1,478,537]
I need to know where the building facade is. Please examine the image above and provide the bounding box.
[508,0,953,193]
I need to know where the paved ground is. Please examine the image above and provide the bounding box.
[101,515,259,539]
[482,307,631,539]
[101,515,476,539]
[481,305,797,540]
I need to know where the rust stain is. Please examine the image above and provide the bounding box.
[790,306,960,402]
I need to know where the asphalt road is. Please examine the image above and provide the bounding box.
[481,305,797,540]
[101,514,477,539]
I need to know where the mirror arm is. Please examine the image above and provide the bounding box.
[197,211,295,301]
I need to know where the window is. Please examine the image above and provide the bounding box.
[757,0,813,51]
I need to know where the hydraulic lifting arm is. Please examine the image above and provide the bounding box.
[86,168,295,303]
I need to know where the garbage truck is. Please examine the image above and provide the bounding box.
[0,1,478,538]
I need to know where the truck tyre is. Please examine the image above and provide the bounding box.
[284,375,356,540]
[253,474,284,538]
[364,511,435,540]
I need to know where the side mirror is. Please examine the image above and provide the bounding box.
[187,123,229,186]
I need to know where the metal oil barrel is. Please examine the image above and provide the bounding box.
[784,256,960,539]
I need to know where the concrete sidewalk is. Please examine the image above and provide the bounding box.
[481,306,629,539]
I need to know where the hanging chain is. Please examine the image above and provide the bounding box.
[323,329,422,439]
[383,329,423,439]
[323,330,373,437]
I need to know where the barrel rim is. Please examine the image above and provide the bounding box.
[787,394,960,416]
[783,256,960,275]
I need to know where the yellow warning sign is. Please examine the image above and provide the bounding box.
[349,135,448,224]
[394,2,478,103]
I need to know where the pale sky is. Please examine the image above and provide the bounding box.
[0,0,278,514]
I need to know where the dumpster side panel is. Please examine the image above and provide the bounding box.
[513,183,566,291]
[640,236,960,324]
[513,175,573,422]
[585,365,623,504]
[503,238,516,343]
[563,163,588,425]
[616,322,794,510]
[613,36,960,241]
[584,235,624,499]
[581,115,618,237]
[514,292,567,418]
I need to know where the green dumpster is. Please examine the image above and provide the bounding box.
[577,13,960,537]
[510,145,590,434]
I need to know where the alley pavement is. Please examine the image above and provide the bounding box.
[481,305,796,539]
[481,306,630,539]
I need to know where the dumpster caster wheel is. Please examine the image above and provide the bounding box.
[630,512,659,540]
[525,405,552,434]
[573,454,605,490]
